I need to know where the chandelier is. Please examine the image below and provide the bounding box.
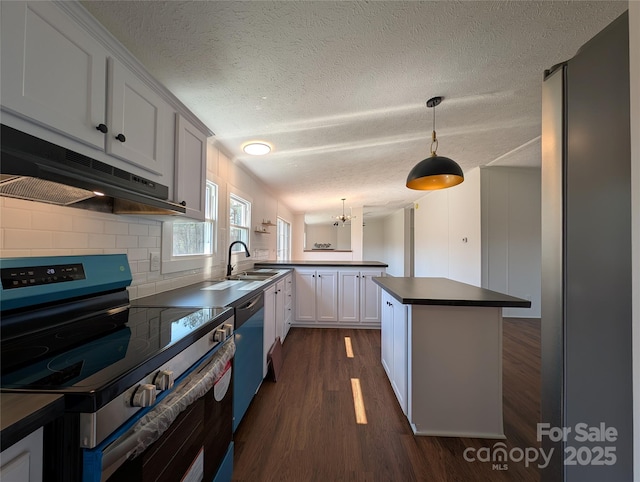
[334,198,354,225]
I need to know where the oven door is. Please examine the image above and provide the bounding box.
[82,339,234,482]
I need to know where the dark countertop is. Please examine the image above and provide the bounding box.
[373,277,532,308]
[131,269,292,308]
[1,393,64,451]
[255,260,388,268]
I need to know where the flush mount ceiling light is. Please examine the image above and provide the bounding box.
[406,96,464,190]
[242,142,271,156]
[335,198,355,225]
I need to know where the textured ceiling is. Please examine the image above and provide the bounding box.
[82,0,627,223]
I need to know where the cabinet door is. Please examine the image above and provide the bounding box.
[107,57,169,175]
[391,301,408,415]
[283,274,293,339]
[1,1,107,149]
[360,270,383,324]
[381,291,394,379]
[294,269,316,322]
[175,114,208,220]
[316,270,338,322]
[338,271,359,323]
[263,285,276,377]
[274,279,286,341]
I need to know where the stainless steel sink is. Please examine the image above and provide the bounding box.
[226,273,274,281]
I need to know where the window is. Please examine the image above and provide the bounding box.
[229,193,251,252]
[172,181,217,256]
[277,217,291,260]
[161,181,218,273]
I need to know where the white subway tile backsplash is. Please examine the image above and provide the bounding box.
[155,278,173,293]
[5,229,53,249]
[116,235,138,248]
[32,211,73,232]
[72,217,105,234]
[148,225,161,237]
[88,234,116,249]
[1,207,32,229]
[138,236,157,248]
[127,247,148,261]
[136,282,158,299]
[128,224,149,236]
[105,221,130,235]
[53,232,89,249]
[2,199,211,299]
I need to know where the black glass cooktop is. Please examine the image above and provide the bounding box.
[1,305,232,410]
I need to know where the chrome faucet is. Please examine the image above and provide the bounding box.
[227,241,250,276]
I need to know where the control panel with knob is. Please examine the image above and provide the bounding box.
[223,323,234,337]
[131,384,157,407]
[213,328,227,342]
[153,370,174,391]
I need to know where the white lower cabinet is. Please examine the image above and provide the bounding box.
[0,427,43,482]
[381,289,408,415]
[263,274,293,376]
[276,274,293,341]
[294,267,384,326]
[263,284,276,377]
[338,270,382,325]
[294,269,338,323]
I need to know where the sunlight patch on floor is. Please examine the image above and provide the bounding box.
[350,378,368,424]
[344,336,354,358]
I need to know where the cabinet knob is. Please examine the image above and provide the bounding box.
[180,201,187,206]
[115,133,126,142]
[96,123,108,133]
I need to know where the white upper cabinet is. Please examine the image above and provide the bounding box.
[1,1,212,204]
[107,57,171,176]
[1,1,107,149]
[174,114,208,220]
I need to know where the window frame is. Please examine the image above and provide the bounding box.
[228,191,251,254]
[277,217,291,261]
[161,180,219,274]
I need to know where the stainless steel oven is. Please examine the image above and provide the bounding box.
[0,254,235,482]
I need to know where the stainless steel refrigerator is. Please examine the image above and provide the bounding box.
[541,11,632,482]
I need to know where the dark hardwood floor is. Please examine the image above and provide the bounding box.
[232,318,541,481]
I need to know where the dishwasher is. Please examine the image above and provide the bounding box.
[233,292,264,432]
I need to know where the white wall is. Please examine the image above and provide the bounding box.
[363,219,385,262]
[381,208,410,277]
[413,167,482,285]
[0,139,295,299]
[628,1,639,479]
[481,167,541,318]
[305,224,340,248]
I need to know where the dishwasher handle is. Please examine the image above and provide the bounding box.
[235,293,264,328]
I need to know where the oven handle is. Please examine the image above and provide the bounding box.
[99,338,235,477]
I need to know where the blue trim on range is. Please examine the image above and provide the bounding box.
[0,254,132,311]
[212,442,234,482]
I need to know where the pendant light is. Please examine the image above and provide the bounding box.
[406,96,464,190]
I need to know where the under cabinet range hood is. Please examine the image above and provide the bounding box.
[0,125,186,216]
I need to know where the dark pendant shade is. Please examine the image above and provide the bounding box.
[406,153,464,190]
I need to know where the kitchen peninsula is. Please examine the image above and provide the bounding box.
[373,277,531,439]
